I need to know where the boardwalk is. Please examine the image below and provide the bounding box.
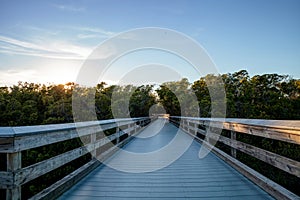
[59,119,273,199]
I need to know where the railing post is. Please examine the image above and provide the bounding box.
[6,152,21,200]
[231,130,237,158]
[128,124,131,135]
[183,119,186,131]
[194,122,198,136]
[185,120,188,131]
[91,132,96,158]
[116,127,120,144]
[206,125,210,144]
[187,120,190,133]
[188,120,193,135]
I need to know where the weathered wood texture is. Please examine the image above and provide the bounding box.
[0,117,152,200]
[6,152,21,200]
[171,117,300,144]
[210,132,300,178]
[0,172,13,188]
[17,146,90,185]
[0,118,150,152]
[169,116,300,200]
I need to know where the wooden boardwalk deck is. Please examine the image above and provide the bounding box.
[59,119,274,199]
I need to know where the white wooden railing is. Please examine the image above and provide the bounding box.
[0,117,152,200]
[169,116,300,200]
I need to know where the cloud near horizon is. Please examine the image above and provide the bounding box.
[0,24,122,86]
[0,35,92,60]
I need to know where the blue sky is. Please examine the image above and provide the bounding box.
[0,0,299,86]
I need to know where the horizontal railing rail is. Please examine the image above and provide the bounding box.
[0,117,153,200]
[169,116,300,200]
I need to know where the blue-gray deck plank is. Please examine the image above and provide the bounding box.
[59,119,273,199]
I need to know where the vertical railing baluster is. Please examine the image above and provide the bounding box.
[194,122,198,136]
[128,124,131,136]
[231,130,237,158]
[91,131,96,158]
[6,152,21,200]
[116,127,120,144]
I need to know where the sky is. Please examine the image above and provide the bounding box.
[0,0,299,86]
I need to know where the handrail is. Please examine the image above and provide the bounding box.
[170,116,300,144]
[0,117,153,200]
[169,116,300,200]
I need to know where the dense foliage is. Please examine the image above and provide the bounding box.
[0,70,298,124]
[157,70,300,119]
[0,82,157,126]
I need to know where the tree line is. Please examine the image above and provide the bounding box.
[157,70,299,120]
[0,70,299,127]
[0,82,157,126]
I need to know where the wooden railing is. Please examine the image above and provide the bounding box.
[0,117,152,200]
[169,116,300,200]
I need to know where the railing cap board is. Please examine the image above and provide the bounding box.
[0,127,15,138]
[0,117,147,137]
[171,116,300,130]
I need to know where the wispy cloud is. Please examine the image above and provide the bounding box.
[72,26,116,39]
[77,34,99,39]
[54,4,85,12]
[76,27,115,35]
[22,25,60,36]
[0,35,92,60]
